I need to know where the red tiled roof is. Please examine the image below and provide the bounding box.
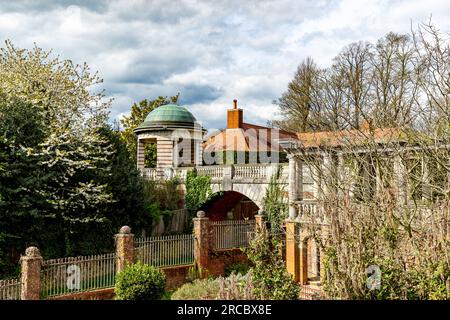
[203,122,296,152]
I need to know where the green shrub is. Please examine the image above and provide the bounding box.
[245,229,300,300]
[171,278,220,300]
[224,262,251,277]
[115,262,166,300]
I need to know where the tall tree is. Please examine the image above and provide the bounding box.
[275,57,322,132]
[332,41,373,129]
[0,41,114,257]
[369,32,417,127]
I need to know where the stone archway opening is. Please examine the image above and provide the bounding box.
[200,191,260,221]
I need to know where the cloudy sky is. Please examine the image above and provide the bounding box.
[0,0,448,131]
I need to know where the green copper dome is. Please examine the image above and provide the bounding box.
[134,104,198,133]
[144,104,196,123]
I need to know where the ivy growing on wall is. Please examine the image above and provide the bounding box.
[185,170,212,224]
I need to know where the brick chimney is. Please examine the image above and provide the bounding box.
[227,99,243,129]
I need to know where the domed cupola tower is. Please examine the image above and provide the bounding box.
[134,104,206,178]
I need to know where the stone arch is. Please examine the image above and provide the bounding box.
[208,182,268,209]
[228,183,268,208]
[200,190,260,221]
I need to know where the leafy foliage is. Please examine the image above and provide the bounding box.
[142,176,183,221]
[115,262,166,300]
[0,41,152,274]
[224,261,252,277]
[171,278,220,300]
[172,272,257,300]
[262,165,288,234]
[185,169,212,220]
[245,228,299,300]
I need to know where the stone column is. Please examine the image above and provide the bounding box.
[288,155,298,219]
[137,139,145,172]
[285,219,299,282]
[296,159,303,201]
[321,152,333,198]
[194,139,203,167]
[337,152,345,197]
[115,226,134,273]
[20,246,43,300]
[193,211,210,270]
[222,165,234,191]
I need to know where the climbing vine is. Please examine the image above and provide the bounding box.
[262,165,288,234]
[185,170,212,222]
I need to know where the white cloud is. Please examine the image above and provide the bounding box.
[0,0,448,129]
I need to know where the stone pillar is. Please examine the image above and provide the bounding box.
[115,226,134,273]
[321,152,333,198]
[193,211,210,270]
[20,246,43,300]
[296,159,303,201]
[288,155,298,219]
[337,152,345,197]
[137,139,145,172]
[222,165,234,191]
[194,139,203,167]
[285,219,299,282]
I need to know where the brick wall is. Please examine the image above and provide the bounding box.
[207,249,248,277]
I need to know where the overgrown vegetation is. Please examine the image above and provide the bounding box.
[143,177,183,221]
[245,228,299,300]
[173,228,300,300]
[224,261,252,277]
[0,42,152,276]
[171,278,221,300]
[172,272,258,300]
[279,22,449,299]
[115,262,166,300]
[262,165,288,234]
[185,169,212,223]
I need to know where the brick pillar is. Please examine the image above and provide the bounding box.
[20,246,43,300]
[285,219,300,282]
[115,226,134,273]
[193,211,210,270]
